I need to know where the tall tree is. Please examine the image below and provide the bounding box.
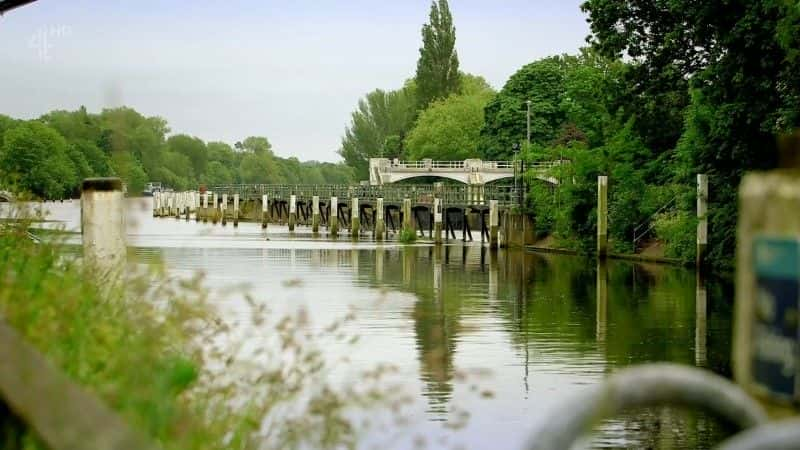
[338,84,417,179]
[415,0,461,109]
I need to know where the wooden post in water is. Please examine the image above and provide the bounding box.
[184,192,191,220]
[489,200,499,249]
[81,178,126,287]
[375,197,385,241]
[597,175,608,258]
[312,195,320,234]
[434,198,443,245]
[288,194,297,231]
[402,198,412,231]
[211,192,218,224]
[330,196,338,236]
[261,194,269,229]
[233,194,239,227]
[221,194,228,226]
[351,197,360,239]
[696,174,708,268]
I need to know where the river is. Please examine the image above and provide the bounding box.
[33,198,735,449]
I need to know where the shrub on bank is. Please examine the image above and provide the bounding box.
[653,211,697,262]
[398,227,417,244]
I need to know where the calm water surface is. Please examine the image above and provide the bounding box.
[37,199,735,449]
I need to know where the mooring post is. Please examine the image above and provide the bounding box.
[489,200,499,249]
[351,197,360,239]
[261,194,269,229]
[311,195,320,234]
[221,193,228,226]
[696,174,708,268]
[166,193,173,218]
[184,192,191,220]
[375,197,385,241]
[288,194,297,231]
[193,192,200,221]
[402,198,412,231]
[81,178,126,288]
[330,197,339,236]
[434,197,443,245]
[597,175,608,258]
[176,193,183,219]
[233,193,239,227]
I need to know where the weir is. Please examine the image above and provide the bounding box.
[153,183,533,247]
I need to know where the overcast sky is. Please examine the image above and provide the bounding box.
[0,1,589,161]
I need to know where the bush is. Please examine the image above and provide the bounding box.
[398,227,417,244]
[653,210,697,261]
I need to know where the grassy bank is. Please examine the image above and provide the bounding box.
[0,215,402,449]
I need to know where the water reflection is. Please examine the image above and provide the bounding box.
[24,200,736,448]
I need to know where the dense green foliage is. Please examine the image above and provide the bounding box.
[405,83,494,161]
[415,0,460,110]
[0,107,353,199]
[580,0,800,267]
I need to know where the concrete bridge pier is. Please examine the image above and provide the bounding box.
[211,193,219,224]
[351,197,360,239]
[261,195,268,229]
[375,198,385,241]
[434,198,443,245]
[402,198,412,232]
[489,200,499,249]
[233,194,239,227]
[312,196,320,234]
[329,196,338,236]
[288,195,297,231]
[202,192,209,223]
[221,194,228,226]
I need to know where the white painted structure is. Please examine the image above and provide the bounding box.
[368,158,563,186]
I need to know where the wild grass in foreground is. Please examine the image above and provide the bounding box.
[0,211,410,449]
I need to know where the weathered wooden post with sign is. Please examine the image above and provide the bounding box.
[735,171,800,415]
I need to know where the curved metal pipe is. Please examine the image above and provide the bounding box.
[524,363,768,450]
[716,419,800,450]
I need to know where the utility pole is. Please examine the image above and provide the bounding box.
[526,100,531,146]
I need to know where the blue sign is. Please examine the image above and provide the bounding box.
[752,237,800,402]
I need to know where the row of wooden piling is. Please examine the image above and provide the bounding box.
[153,190,503,247]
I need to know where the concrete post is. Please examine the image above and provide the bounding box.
[597,175,608,258]
[288,194,297,231]
[184,193,191,220]
[221,193,228,226]
[375,198,385,241]
[166,194,173,218]
[152,191,159,217]
[434,197,443,245]
[489,200,499,249]
[312,196,320,234]
[233,194,239,227]
[194,192,200,222]
[351,197,360,239]
[330,197,339,236]
[202,192,209,223]
[176,193,182,219]
[81,178,126,287]
[212,192,218,224]
[261,195,269,229]
[402,198,412,231]
[696,174,708,268]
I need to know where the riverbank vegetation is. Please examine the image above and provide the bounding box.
[0,108,353,199]
[338,0,800,270]
[0,214,403,449]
